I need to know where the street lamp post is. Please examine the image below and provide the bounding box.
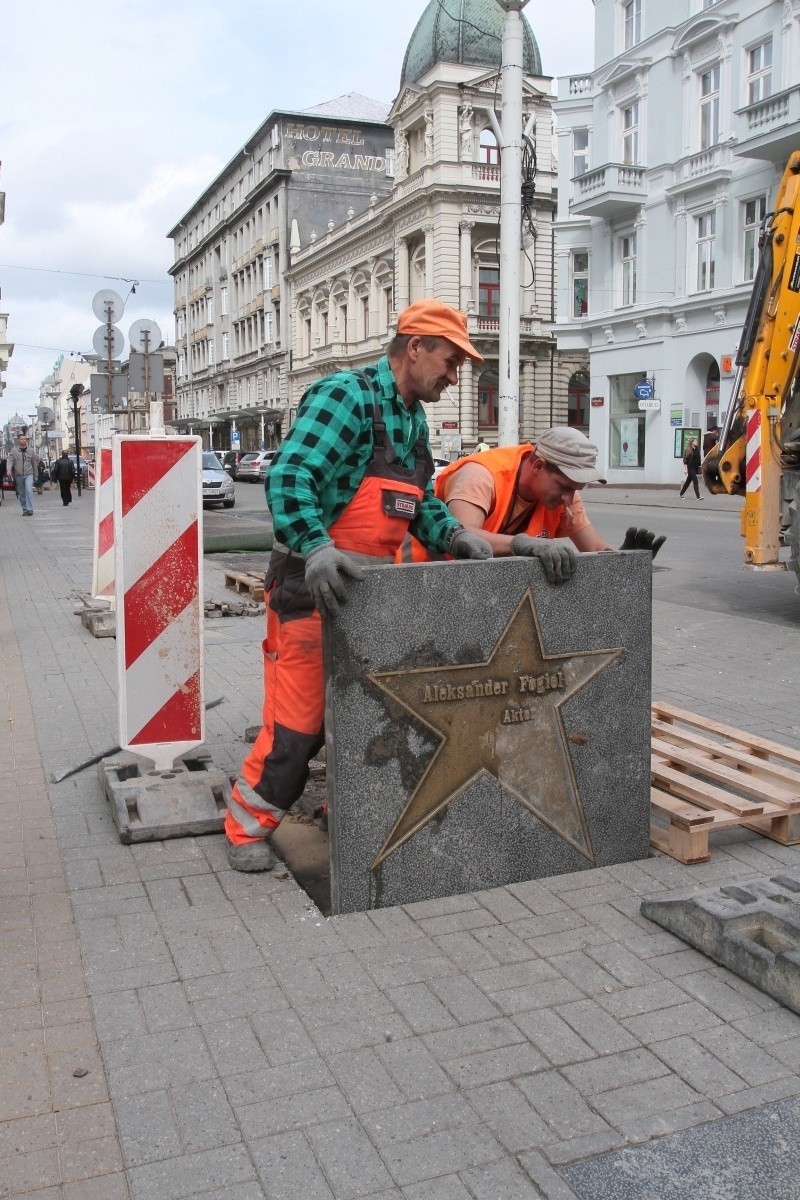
[69,383,85,497]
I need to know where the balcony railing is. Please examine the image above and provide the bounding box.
[570,163,647,220]
[734,85,800,165]
[471,163,500,183]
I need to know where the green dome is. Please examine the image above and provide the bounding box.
[400,0,543,88]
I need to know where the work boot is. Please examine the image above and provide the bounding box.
[226,837,276,872]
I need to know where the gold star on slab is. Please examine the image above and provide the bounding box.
[368,589,623,870]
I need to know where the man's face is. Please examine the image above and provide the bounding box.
[18,437,27,450]
[518,453,583,510]
[406,337,467,405]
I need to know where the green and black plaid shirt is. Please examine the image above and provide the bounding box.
[268,356,459,557]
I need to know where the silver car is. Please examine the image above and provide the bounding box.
[236,450,278,482]
[202,452,236,508]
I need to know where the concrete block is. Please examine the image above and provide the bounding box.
[324,554,652,915]
[641,874,800,1016]
[98,749,229,843]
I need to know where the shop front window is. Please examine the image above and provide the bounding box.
[609,372,647,468]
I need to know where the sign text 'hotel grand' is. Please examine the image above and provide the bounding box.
[286,124,387,174]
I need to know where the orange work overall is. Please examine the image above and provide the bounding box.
[225,404,433,846]
[398,444,564,562]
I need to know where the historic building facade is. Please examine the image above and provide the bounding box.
[168,94,394,451]
[168,0,575,456]
[287,0,569,453]
[554,0,799,483]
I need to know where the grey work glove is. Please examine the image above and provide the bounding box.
[510,534,577,584]
[448,527,493,560]
[304,543,366,617]
[620,527,666,559]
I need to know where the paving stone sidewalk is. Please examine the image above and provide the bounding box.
[1,487,799,1200]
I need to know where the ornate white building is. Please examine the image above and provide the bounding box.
[167,0,577,455]
[287,0,572,454]
[554,0,800,483]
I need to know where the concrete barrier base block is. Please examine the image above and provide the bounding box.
[99,749,230,843]
[641,873,800,1015]
[81,607,117,638]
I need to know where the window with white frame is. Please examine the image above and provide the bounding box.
[747,40,772,105]
[221,332,230,360]
[178,353,186,378]
[208,339,216,366]
[742,195,766,282]
[623,0,641,50]
[700,65,720,149]
[220,286,228,316]
[696,210,716,291]
[573,128,589,177]
[620,233,637,306]
[622,102,639,165]
[177,314,185,339]
[207,296,215,325]
[572,251,589,317]
[385,148,395,177]
[264,258,273,290]
[265,311,274,343]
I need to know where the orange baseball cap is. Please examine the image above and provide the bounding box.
[397,300,484,362]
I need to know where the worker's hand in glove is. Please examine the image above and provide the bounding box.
[510,534,577,584]
[448,527,493,560]
[305,543,366,617]
[620,527,666,559]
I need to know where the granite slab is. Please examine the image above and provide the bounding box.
[323,552,652,915]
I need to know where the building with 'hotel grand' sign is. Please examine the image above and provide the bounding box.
[168,0,585,454]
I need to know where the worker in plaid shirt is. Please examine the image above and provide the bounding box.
[225,300,491,872]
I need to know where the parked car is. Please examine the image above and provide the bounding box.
[220,450,241,479]
[236,449,278,482]
[202,452,235,508]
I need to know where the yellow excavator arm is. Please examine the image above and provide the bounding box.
[703,151,800,571]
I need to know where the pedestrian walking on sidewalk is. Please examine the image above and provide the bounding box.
[51,450,76,506]
[679,438,702,499]
[8,433,39,515]
[224,299,492,872]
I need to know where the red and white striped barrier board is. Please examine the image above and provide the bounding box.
[113,435,204,770]
[92,416,115,602]
[746,409,762,493]
[87,461,96,489]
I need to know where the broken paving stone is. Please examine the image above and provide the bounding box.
[204,599,264,618]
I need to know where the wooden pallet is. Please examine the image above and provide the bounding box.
[223,570,265,602]
[650,701,800,863]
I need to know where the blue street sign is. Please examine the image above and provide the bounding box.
[633,380,654,400]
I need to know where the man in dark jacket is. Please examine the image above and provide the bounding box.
[52,450,76,506]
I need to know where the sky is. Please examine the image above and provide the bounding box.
[0,0,595,427]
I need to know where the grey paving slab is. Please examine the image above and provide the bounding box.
[561,1096,800,1200]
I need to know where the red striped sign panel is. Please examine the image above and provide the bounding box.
[113,436,204,770]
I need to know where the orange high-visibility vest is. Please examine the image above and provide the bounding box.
[399,444,565,562]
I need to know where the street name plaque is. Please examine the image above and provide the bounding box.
[323,553,652,915]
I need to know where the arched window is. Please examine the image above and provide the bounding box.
[479,129,499,166]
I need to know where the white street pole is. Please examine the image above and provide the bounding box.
[494,0,530,446]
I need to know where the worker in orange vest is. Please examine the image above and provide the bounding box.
[400,427,665,580]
